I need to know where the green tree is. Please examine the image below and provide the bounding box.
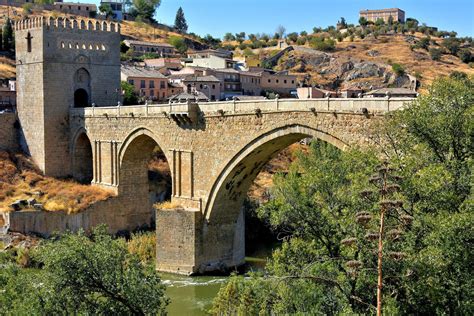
[99,3,113,18]
[2,18,13,51]
[223,32,235,41]
[121,81,139,105]
[415,37,431,50]
[213,76,474,315]
[442,37,460,55]
[359,16,368,27]
[375,18,385,26]
[130,0,161,22]
[0,226,169,314]
[174,6,188,33]
[169,36,188,54]
[286,32,298,43]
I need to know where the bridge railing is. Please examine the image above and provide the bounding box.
[70,97,414,117]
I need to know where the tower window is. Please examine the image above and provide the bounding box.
[26,32,33,52]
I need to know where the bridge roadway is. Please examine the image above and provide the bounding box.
[69,97,412,274]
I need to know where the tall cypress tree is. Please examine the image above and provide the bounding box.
[174,7,188,33]
[3,18,13,51]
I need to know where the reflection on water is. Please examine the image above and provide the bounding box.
[162,243,276,315]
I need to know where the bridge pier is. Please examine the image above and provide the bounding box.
[155,206,245,275]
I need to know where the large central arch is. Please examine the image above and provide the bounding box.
[200,124,348,269]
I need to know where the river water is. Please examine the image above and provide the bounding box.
[162,252,271,315]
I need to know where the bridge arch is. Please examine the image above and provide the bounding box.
[71,128,93,184]
[205,124,348,221]
[118,127,172,205]
[198,124,348,269]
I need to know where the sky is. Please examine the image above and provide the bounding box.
[95,0,474,38]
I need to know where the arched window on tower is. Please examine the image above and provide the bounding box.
[26,32,32,52]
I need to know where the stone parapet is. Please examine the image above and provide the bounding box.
[70,98,413,118]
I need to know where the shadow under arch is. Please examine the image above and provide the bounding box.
[71,128,93,184]
[204,124,348,222]
[118,127,172,205]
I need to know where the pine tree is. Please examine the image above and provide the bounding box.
[3,18,13,51]
[174,7,188,33]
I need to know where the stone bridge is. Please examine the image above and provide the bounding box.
[69,97,411,274]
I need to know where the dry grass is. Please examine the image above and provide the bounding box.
[127,231,155,264]
[154,201,181,210]
[0,151,114,214]
[0,56,16,79]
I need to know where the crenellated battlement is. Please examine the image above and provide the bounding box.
[14,16,120,33]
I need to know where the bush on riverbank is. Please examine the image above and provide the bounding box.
[0,226,169,314]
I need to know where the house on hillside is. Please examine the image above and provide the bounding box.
[359,8,405,23]
[185,54,237,69]
[123,40,176,57]
[188,49,233,59]
[121,66,169,102]
[169,75,221,101]
[297,87,337,99]
[99,0,123,20]
[53,2,97,17]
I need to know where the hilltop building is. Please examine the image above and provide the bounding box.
[53,2,97,17]
[359,8,405,23]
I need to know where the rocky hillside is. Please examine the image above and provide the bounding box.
[265,34,473,91]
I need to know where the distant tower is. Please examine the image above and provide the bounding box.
[15,17,121,177]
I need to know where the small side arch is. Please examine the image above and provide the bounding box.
[71,128,93,183]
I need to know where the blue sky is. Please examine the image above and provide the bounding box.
[95,0,474,37]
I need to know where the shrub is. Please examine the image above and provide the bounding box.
[128,232,156,265]
[309,36,335,52]
[429,48,443,61]
[415,37,431,50]
[168,36,187,54]
[391,63,405,76]
[458,49,472,63]
[121,81,138,105]
[442,38,460,55]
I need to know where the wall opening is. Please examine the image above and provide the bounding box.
[72,132,93,184]
[120,133,171,228]
[74,89,89,108]
[26,32,32,52]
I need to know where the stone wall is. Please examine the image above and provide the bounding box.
[0,112,18,151]
[6,196,153,237]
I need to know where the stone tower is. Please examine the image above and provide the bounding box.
[15,17,121,177]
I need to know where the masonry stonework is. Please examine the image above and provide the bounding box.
[0,113,18,151]
[67,98,412,274]
[11,18,414,275]
[15,17,120,177]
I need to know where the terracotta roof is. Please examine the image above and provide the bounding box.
[121,66,167,79]
[182,75,220,83]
